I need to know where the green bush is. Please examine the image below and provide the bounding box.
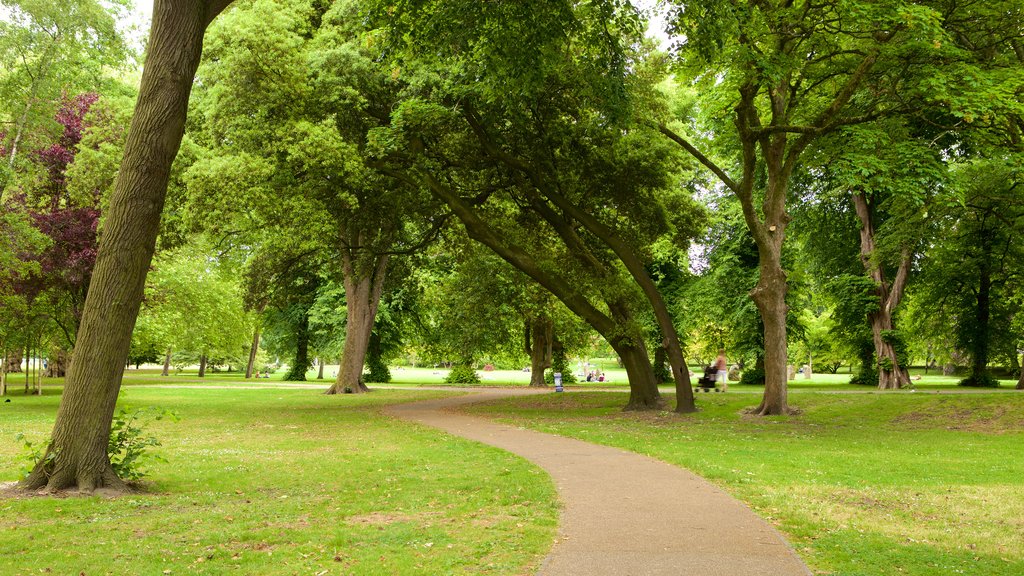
[363,356,392,384]
[544,347,576,385]
[445,365,481,384]
[739,366,765,386]
[108,407,177,481]
[959,373,1000,388]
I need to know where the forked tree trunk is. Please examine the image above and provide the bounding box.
[20,0,233,493]
[197,355,208,378]
[161,347,171,376]
[525,316,553,387]
[852,192,911,390]
[328,254,388,394]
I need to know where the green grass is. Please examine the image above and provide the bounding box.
[467,390,1024,576]
[0,385,557,576]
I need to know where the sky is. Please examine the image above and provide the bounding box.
[121,0,674,51]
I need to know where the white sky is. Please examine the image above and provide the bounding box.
[121,0,673,51]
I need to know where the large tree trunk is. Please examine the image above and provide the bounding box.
[197,354,208,378]
[19,0,233,493]
[614,339,662,410]
[750,253,792,415]
[328,254,388,394]
[317,359,324,380]
[852,192,911,389]
[525,316,553,387]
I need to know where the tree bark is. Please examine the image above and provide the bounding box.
[197,354,208,378]
[749,251,792,414]
[970,258,993,381]
[161,347,171,376]
[245,328,259,378]
[525,316,553,387]
[852,192,911,389]
[1017,352,1023,390]
[5,348,23,373]
[285,312,310,381]
[19,0,233,493]
[317,359,324,380]
[328,253,388,394]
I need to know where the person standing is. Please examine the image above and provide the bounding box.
[715,349,728,392]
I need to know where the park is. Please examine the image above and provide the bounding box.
[1,0,1023,574]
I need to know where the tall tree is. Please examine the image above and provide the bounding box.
[658,0,1013,412]
[21,0,236,493]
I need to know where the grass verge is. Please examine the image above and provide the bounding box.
[467,390,1024,576]
[0,386,557,576]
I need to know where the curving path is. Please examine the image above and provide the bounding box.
[384,389,812,576]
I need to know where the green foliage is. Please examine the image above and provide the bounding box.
[15,407,176,482]
[107,407,177,482]
[14,433,53,479]
[959,373,1000,388]
[544,346,576,385]
[444,364,481,384]
[739,365,765,386]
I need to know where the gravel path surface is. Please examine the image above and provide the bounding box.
[384,389,812,576]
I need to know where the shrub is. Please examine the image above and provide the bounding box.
[363,356,392,384]
[959,373,1000,388]
[445,365,481,384]
[108,407,177,481]
[739,366,765,386]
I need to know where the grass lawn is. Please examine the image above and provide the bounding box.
[0,385,557,576]
[467,390,1024,576]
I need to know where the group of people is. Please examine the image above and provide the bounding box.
[585,370,606,382]
[253,371,270,379]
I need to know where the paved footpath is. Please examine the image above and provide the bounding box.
[384,389,812,576]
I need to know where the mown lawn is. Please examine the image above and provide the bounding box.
[0,386,557,576]
[468,390,1024,576]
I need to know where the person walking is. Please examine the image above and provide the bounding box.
[715,349,728,392]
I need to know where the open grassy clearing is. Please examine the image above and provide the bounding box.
[60,362,1016,391]
[467,391,1024,576]
[0,386,557,576]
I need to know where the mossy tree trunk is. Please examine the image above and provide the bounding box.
[19,0,235,493]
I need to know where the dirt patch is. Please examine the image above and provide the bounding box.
[0,480,155,500]
[344,511,428,526]
[892,405,1024,433]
